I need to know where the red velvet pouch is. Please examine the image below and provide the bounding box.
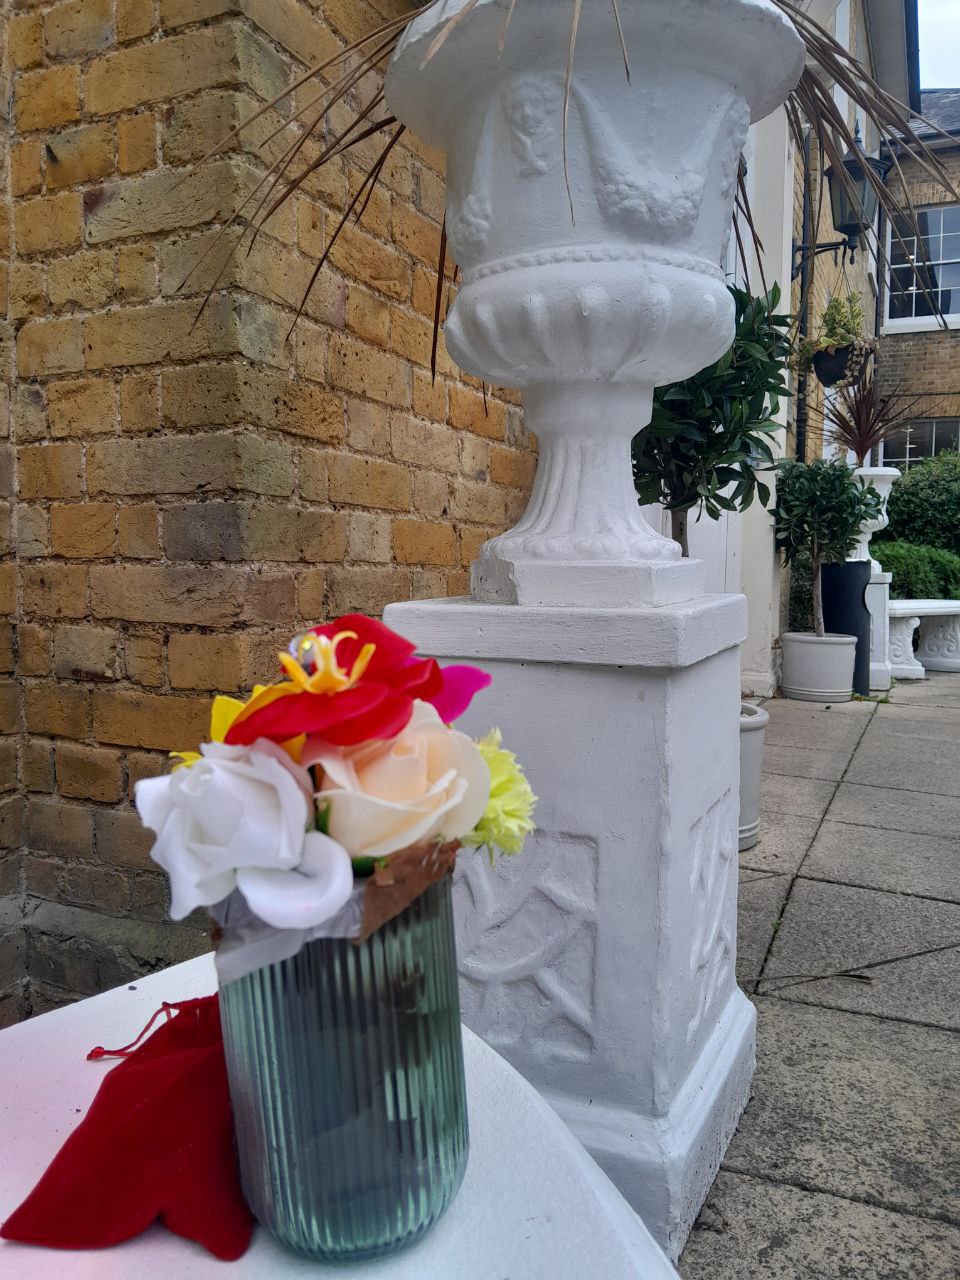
[1,995,253,1262]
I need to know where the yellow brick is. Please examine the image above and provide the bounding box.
[120,374,160,433]
[17,318,85,378]
[449,384,507,441]
[56,743,123,804]
[84,297,235,369]
[9,13,43,69]
[490,445,537,489]
[160,0,239,26]
[392,518,457,566]
[118,504,161,558]
[85,160,246,245]
[15,66,82,133]
[85,27,241,115]
[45,0,113,59]
[328,225,411,303]
[45,123,114,190]
[9,263,46,322]
[10,141,43,197]
[392,203,441,264]
[117,0,158,41]
[240,0,340,65]
[412,369,448,420]
[168,631,247,692]
[327,453,412,511]
[48,250,115,311]
[48,379,116,438]
[18,443,84,500]
[15,193,83,255]
[347,286,391,348]
[51,503,116,558]
[118,244,156,302]
[329,334,411,409]
[117,113,156,174]
[391,413,458,473]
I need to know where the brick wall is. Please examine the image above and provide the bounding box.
[877,146,960,420]
[0,0,536,1023]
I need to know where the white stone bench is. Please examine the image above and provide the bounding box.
[888,600,960,679]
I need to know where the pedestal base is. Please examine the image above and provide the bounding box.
[866,571,892,693]
[548,988,755,1259]
[385,595,751,1259]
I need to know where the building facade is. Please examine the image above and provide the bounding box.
[877,88,960,465]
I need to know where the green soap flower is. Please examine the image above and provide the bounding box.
[464,729,536,860]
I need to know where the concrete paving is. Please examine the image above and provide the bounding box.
[681,673,960,1279]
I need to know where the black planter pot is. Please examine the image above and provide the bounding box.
[811,342,871,389]
[822,560,871,696]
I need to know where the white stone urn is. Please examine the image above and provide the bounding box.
[850,465,900,569]
[385,0,804,609]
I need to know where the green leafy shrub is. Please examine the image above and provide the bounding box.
[879,452,960,555]
[632,284,790,554]
[874,540,960,600]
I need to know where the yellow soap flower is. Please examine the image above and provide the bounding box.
[463,729,536,860]
[170,690,305,768]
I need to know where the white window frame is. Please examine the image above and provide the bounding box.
[878,418,960,470]
[882,202,960,334]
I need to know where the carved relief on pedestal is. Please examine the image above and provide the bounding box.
[453,831,599,1062]
[686,790,738,1041]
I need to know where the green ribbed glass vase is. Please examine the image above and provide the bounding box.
[219,876,468,1262]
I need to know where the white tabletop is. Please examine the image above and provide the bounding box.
[0,955,677,1279]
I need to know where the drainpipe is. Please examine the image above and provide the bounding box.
[795,131,812,462]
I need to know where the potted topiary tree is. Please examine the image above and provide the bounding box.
[801,292,877,389]
[774,458,883,700]
[633,283,790,850]
[820,378,929,563]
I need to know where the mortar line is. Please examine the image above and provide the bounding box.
[716,1166,960,1232]
[795,871,960,908]
[750,699,878,995]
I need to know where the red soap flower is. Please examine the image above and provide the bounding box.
[225,615,480,748]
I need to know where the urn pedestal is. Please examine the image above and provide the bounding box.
[386,597,751,1258]
[384,0,802,1257]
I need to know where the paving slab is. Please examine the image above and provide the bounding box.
[761,702,871,751]
[680,1171,960,1280]
[804,820,960,902]
[871,702,960,743]
[761,743,853,781]
[741,812,821,875]
[725,999,960,1221]
[827,782,960,840]
[889,674,960,709]
[736,872,791,990]
[761,879,960,1029]
[760,773,838,821]
[845,721,960,797]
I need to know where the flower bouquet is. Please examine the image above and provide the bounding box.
[134,614,535,1263]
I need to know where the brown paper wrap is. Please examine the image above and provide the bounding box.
[357,839,459,943]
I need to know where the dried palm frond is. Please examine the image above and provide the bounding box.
[820,378,937,467]
[184,0,960,360]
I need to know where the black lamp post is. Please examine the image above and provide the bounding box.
[791,124,892,278]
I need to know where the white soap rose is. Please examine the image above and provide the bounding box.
[306,700,491,860]
[135,739,353,929]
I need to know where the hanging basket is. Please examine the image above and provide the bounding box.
[811,337,876,389]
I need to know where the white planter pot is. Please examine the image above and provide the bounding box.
[738,702,769,852]
[780,632,857,702]
[850,466,900,569]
